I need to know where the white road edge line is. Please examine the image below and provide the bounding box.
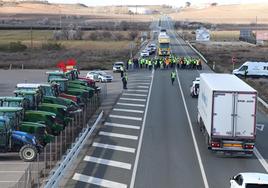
[254,148,268,173]
[175,69,209,188]
[109,114,142,121]
[73,173,127,188]
[99,131,138,140]
[113,108,144,114]
[84,156,132,170]
[93,142,136,153]
[130,69,154,188]
[105,122,141,130]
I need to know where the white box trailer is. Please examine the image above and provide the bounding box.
[197,73,257,156]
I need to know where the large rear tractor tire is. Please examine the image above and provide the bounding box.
[19,144,38,162]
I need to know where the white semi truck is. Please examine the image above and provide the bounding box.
[197,73,257,156]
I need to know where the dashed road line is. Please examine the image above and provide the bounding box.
[105,122,141,130]
[99,131,138,140]
[93,142,136,153]
[84,156,132,170]
[109,114,142,121]
[120,98,146,102]
[73,173,127,188]
[117,103,145,107]
[113,108,144,114]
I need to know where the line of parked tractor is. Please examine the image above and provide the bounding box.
[0,65,100,162]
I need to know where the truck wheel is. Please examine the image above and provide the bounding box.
[19,144,38,162]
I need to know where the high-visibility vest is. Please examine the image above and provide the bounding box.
[148,61,152,66]
[128,60,133,65]
[171,72,176,78]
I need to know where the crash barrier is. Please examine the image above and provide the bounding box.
[11,84,107,188]
[185,39,268,109]
[44,110,103,188]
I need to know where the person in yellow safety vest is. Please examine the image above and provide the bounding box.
[171,70,176,85]
[120,65,124,77]
[145,59,149,69]
[128,59,133,70]
[148,59,152,71]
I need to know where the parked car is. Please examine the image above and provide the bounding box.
[149,43,157,52]
[140,49,149,57]
[113,62,124,73]
[86,71,113,82]
[230,173,268,188]
[233,61,268,78]
[190,77,200,98]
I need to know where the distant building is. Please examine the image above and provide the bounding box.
[256,31,268,45]
[196,27,210,42]
[128,6,152,14]
[239,29,256,44]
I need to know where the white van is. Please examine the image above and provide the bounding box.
[233,61,268,77]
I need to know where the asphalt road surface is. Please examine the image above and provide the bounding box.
[68,16,268,188]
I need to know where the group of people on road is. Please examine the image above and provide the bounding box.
[126,55,202,71]
[122,55,202,89]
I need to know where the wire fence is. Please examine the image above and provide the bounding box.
[12,83,107,188]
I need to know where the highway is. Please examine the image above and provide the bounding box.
[66,17,268,188]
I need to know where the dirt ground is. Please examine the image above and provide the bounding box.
[192,41,268,104]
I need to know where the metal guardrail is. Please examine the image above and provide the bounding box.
[44,110,103,188]
[186,40,268,109]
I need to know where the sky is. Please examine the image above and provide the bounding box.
[48,0,268,7]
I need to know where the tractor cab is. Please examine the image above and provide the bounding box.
[46,71,66,82]
[0,116,41,162]
[14,90,41,110]
[49,78,68,93]
[0,107,53,145]
[0,97,30,110]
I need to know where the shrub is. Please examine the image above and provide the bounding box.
[41,42,63,50]
[0,41,27,52]
[128,31,138,40]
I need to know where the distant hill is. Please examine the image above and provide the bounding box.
[170,3,268,24]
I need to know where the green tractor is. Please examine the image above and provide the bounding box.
[0,116,42,162]
[49,78,90,105]
[0,107,54,146]
[16,83,81,113]
[47,71,94,98]
[0,96,64,136]
[14,89,72,123]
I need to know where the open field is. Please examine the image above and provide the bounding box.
[192,41,268,103]
[170,3,268,24]
[0,30,140,70]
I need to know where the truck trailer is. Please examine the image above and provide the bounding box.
[197,73,257,156]
[158,33,170,56]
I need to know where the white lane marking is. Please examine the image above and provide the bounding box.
[117,103,145,107]
[109,114,142,121]
[254,148,268,173]
[127,89,149,93]
[84,156,132,170]
[114,108,144,114]
[175,69,209,188]
[99,131,138,140]
[130,69,154,188]
[137,86,149,89]
[128,83,150,85]
[123,93,147,97]
[120,98,146,102]
[73,173,127,188]
[93,142,136,153]
[105,122,141,130]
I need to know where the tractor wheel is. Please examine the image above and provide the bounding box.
[19,144,38,162]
